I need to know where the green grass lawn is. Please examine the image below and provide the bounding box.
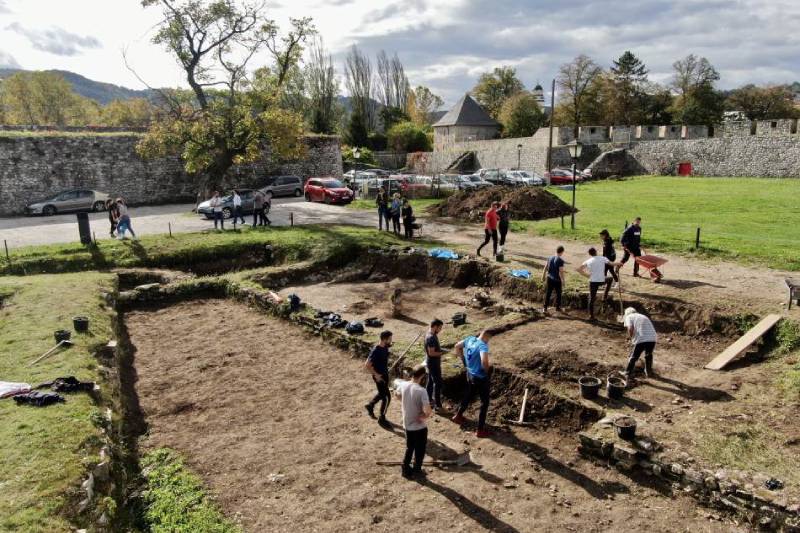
[347,197,442,213]
[0,273,114,532]
[524,176,800,271]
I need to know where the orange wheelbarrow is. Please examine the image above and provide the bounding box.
[635,254,667,282]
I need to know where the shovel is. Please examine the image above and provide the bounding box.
[28,339,74,367]
[388,331,423,375]
[376,451,472,467]
[504,386,536,426]
[615,274,625,323]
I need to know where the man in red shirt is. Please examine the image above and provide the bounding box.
[477,201,500,257]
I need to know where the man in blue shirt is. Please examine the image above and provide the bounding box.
[365,330,393,428]
[541,245,566,313]
[451,329,495,438]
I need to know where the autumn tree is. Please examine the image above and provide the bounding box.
[386,120,430,152]
[498,92,545,137]
[305,37,340,134]
[407,85,443,126]
[0,71,94,125]
[102,98,156,127]
[555,55,602,134]
[135,0,314,192]
[472,66,524,119]
[726,84,798,120]
[669,54,724,125]
[344,45,375,131]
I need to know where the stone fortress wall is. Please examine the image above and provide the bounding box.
[0,132,342,216]
[428,119,800,178]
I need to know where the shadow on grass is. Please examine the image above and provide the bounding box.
[643,374,734,402]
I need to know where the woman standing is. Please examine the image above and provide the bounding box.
[105,198,118,238]
[498,202,511,247]
[401,199,414,239]
[390,193,402,235]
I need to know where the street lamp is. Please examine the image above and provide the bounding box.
[352,147,361,196]
[567,140,583,230]
[517,143,522,170]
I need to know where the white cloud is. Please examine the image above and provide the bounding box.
[0,49,19,68]
[7,22,101,56]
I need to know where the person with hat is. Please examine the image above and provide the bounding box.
[622,307,657,378]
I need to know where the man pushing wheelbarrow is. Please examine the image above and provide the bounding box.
[616,217,666,282]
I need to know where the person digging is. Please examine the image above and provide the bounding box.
[365,330,394,428]
[577,247,620,321]
[618,217,643,277]
[451,329,495,438]
[622,307,657,380]
[542,245,566,314]
[393,364,433,479]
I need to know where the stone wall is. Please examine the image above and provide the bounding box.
[431,129,553,174]
[0,133,342,215]
[623,136,800,177]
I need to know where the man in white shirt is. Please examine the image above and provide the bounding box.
[622,307,658,378]
[577,247,619,320]
[209,191,224,230]
[231,189,245,226]
[394,364,432,478]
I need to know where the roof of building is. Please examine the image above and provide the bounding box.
[433,94,499,128]
[533,83,543,91]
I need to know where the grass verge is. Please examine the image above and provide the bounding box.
[346,197,443,213]
[519,176,800,271]
[140,449,240,533]
[0,273,114,532]
[1,225,432,276]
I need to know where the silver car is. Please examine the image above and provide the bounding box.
[262,175,303,198]
[25,189,110,216]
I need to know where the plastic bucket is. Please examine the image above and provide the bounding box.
[614,416,637,440]
[578,376,602,399]
[607,374,626,400]
[54,329,72,343]
[73,316,90,333]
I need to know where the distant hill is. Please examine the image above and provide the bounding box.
[0,68,153,105]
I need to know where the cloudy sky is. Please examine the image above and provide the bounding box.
[1,0,799,106]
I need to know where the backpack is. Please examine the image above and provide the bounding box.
[346,322,365,334]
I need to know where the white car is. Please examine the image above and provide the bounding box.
[506,170,544,186]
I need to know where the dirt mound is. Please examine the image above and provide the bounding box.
[429,186,575,222]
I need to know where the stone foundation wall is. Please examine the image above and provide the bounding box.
[0,133,342,215]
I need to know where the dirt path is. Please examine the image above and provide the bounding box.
[125,299,742,532]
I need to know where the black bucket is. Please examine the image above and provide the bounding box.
[73,316,89,333]
[54,329,72,343]
[452,312,467,326]
[578,376,602,399]
[614,416,637,440]
[607,374,626,400]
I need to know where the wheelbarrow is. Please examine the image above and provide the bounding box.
[635,254,667,283]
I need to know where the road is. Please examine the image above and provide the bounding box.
[0,198,376,249]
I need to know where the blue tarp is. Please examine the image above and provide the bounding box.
[509,269,531,279]
[428,248,459,260]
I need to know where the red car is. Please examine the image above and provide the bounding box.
[545,168,585,185]
[304,177,354,204]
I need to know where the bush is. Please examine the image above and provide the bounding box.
[341,145,377,166]
[367,132,387,151]
[387,121,431,152]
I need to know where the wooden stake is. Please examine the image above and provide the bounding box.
[4,239,9,263]
[518,386,529,423]
[169,222,173,237]
[695,227,701,249]
[290,212,294,226]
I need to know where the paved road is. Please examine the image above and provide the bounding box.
[0,198,377,249]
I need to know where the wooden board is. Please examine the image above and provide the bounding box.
[705,314,782,370]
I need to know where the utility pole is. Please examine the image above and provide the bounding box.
[546,78,556,176]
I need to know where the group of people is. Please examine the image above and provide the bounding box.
[105,197,136,240]
[375,189,416,238]
[476,201,511,257]
[365,322,497,478]
[542,217,644,320]
[208,189,272,230]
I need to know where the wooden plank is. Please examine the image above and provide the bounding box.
[705,314,782,370]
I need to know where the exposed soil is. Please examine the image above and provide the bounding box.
[124,299,739,532]
[430,187,574,223]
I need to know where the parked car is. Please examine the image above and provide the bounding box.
[545,168,584,185]
[455,175,478,190]
[506,170,544,186]
[25,189,110,216]
[304,178,354,204]
[262,175,303,198]
[197,189,257,219]
[466,174,493,188]
[431,175,460,192]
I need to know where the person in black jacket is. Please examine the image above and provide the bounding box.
[402,199,414,238]
[600,229,619,299]
[498,202,511,246]
[617,217,643,277]
[376,189,389,231]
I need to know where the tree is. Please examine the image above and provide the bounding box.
[472,66,524,119]
[497,92,545,137]
[101,98,156,127]
[669,54,724,125]
[556,55,602,134]
[378,105,409,131]
[135,0,313,191]
[344,45,375,130]
[386,120,431,152]
[607,51,649,124]
[375,50,409,111]
[345,110,369,147]
[639,83,674,124]
[407,85,443,126]
[0,71,91,125]
[305,36,340,134]
[726,84,798,120]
